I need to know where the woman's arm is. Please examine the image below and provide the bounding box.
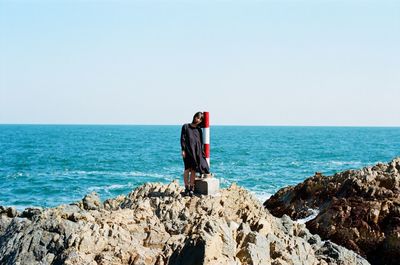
[181,124,186,151]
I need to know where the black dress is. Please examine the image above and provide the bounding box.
[180,123,210,174]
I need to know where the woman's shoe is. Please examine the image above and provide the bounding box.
[189,186,195,197]
[184,186,190,196]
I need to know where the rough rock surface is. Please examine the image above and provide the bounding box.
[264,158,400,265]
[0,182,368,265]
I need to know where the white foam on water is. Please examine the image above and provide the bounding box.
[252,191,273,204]
[7,205,38,212]
[296,208,320,224]
[87,183,135,193]
[328,161,363,166]
[303,160,364,167]
[106,184,126,190]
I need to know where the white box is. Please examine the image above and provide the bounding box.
[195,177,220,195]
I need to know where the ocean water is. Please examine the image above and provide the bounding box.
[1,125,399,210]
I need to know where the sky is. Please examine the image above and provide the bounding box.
[0,0,399,126]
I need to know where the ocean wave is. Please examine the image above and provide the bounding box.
[328,161,363,166]
[4,172,27,179]
[289,160,365,167]
[310,160,363,167]
[87,183,135,193]
[37,170,176,180]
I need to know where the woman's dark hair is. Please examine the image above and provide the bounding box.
[192,112,204,126]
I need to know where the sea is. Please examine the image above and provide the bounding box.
[1,125,399,211]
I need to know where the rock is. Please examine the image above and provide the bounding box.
[237,231,270,264]
[82,192,102,210]
[265,157,400,265]
[0,182,369,265]
[0,206,18,218]
[19,207,43,220]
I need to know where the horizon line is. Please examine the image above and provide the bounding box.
[1,123,400,128]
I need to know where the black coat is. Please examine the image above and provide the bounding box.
[180,123,210,174]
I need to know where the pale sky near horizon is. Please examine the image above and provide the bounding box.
[0,0,399,126]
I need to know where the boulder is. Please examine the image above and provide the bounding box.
[264,157,400,265]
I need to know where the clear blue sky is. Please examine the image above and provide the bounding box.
[0,0,399,126]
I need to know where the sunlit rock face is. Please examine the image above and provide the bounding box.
[1,180,369,265]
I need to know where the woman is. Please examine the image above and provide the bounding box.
[180,112,210,196]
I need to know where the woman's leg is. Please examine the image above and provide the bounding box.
[183,169,190,188]
[189,169,196,191]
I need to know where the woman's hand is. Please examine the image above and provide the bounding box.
[182,150,186,158]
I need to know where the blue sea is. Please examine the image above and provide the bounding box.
[1,125,399,210]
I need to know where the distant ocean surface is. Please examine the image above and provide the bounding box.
[1,125,400,210]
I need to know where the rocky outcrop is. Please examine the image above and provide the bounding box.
[0,182,368,265]
[264,158,400,265]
